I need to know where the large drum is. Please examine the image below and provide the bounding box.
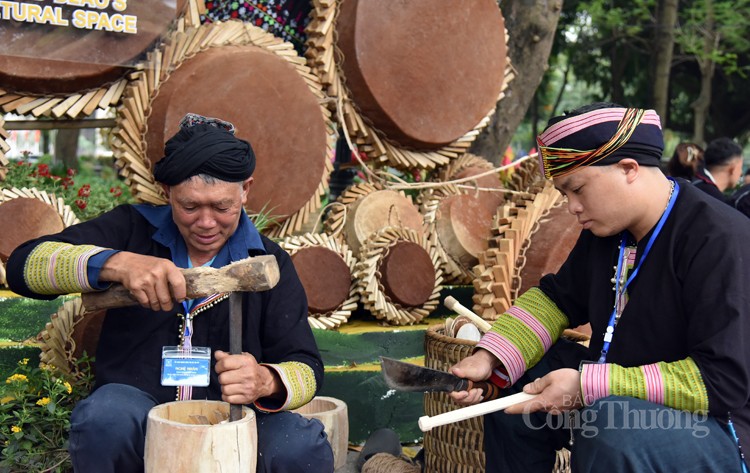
[0,0,186,94]
[111,20,334,238]
[0,188,79,286]
[306,0,511,169]
[281,232,359,330]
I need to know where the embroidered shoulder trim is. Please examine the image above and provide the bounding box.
[24,242,108,295]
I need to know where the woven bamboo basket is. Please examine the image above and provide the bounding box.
[423,324,577,473]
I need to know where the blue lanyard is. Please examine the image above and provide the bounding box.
[598,179,680,363]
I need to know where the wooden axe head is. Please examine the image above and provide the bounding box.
[185,254,281,293]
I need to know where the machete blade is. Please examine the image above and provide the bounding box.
[380,356,466,393]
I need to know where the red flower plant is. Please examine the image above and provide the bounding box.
[77,184,91,198]
[75,199,87,210]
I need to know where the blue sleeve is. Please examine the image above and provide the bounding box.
[86,249,121,289]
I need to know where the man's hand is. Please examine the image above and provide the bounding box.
[214,351,283,405]
[503,368,583,415]
[99,252,186,311]
[448,349,499,406]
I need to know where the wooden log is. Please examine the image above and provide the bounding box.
[81,254,280,311]
[144,400,257,473]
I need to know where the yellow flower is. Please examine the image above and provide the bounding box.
[19,358,29,366]
[10,425,22,434]
[36,397,51,406]
[63,381,72,394]
[0,395,15,405]
[5,374,28,384]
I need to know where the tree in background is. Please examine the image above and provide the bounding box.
[469,0,564,165]
[518,0,750,152]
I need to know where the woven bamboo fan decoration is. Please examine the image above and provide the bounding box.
[280,232,358,330]
[0,187,79,286]
[38,297,107,376]
[435,153,505,191]
[472,182,579,320]
[354,226,443,325]
[0,117,8,180]
[505,155,545,193]
[323,182,424,256]
[111,20,335,238]
[305,0,513,170]
[0,1,195,118]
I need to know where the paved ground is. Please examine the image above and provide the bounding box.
[334,450,360,473]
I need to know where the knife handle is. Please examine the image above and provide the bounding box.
[464,380,503,402]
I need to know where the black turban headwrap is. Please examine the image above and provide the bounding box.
[153,115,255,186]
[536,106,664,179]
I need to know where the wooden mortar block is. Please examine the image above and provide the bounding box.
[293,396,349,471]
[145,400,257,473]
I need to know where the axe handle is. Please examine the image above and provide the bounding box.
[228,292,243,422]
[80,256,279,312]
[418,392,537,432]
[81,269,209,311]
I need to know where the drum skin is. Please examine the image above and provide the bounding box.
[0,0,185,94]
[335,0,507,149]
[144,45,328,220]
[0,198,64,262]
[291,246,352,314]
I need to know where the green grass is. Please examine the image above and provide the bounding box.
[0,296,75,342]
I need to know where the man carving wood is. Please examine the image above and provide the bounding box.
[6,113,334,473]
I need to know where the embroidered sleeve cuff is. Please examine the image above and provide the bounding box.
[475,288,569,385]
[24,242,112,295]
[255,361,317,412]
[580,358,709,413]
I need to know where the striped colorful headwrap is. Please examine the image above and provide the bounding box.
[536,107,664,179]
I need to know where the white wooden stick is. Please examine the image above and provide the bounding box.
[418,392,537,432]
[443,296,492,332]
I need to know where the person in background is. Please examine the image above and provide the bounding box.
[731,168,750,218]
[6,113,334,473]
[666,142,703,180]
[693,137,744,203]
[449,103,750,473]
